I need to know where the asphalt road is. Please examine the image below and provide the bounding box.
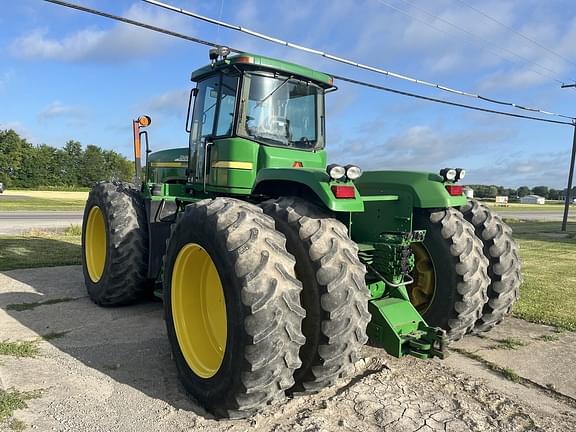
[0,209,571,236]
[0,212,83,235]
[498,210,571,221]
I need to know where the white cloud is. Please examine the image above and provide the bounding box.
[329,121,514,172]
[0,121,35,142]
[142,89,190,117]
[10,3,190,62]
[221,0,576,93]
[464,151,571,188]
[0,71,13,91]
[38,101,84,122]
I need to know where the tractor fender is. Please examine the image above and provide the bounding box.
[354,171,467,208]
[253,168,364,212]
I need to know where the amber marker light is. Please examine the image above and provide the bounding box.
[138,115,152,127]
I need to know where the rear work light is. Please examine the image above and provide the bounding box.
[445,185,464,196]
[331,185,356,199]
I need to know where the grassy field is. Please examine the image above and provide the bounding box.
[0,221,574,332]
[0,190,87,211]
[0,227,81,271]
[507,221,576,331]
[485,202,568,212]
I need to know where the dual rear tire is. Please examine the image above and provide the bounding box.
[82,182,151,306]
[410,201,522,340]
[163,197,370,417]
[82,189,370,417]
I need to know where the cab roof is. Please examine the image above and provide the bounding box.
[190,53,334,88]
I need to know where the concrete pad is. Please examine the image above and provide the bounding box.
[1,266,575,431]
[451,318,576,400]
[0,212,83,235]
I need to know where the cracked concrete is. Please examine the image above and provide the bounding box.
[1,266,575,431]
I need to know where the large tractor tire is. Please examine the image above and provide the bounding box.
[163,198,305,418]
[410,208,490,341]
[261,197,371,394]
[82,181,150,306]
[460,199,522,333]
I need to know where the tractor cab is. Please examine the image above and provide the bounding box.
[184,50,335,195]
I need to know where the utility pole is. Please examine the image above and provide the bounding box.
[560,83,576,231]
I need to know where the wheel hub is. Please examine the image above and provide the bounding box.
[171,243,227,379]
[85,206,107,283]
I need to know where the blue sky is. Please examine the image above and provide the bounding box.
[2,0,576,188]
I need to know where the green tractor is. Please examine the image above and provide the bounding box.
[81,49,522,418]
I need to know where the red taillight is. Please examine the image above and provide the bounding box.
[331,185,356,199]
[293,161,303,167]
[446,185,464,196]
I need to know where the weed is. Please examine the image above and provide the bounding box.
[6,297,77,312]
[489,337,528,350]
[0,340,39,358]
[63,224,82,236]
[8,418,26,431]
[451,348,522,383]
[0,388,42,422]
[534,334,560,342]
[501,367,521,383]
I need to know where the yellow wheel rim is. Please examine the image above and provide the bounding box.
[409,243,436,313]
[171,243,227,379]
[85,206,107,283]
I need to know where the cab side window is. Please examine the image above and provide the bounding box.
[215,74,239,136]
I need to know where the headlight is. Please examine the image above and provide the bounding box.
[440,168,457,182]
[345,165,363,180]
[327,164,346,180]
[456,168,466,180]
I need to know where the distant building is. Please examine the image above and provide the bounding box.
[520,194,545,205]
[464,187,474,199]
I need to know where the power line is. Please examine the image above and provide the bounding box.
[454,0,576,74]
[41,0,575,125]
[42,0,228,50]
[375,0,569,87]
[333,75,573,126]
[141,0,575,120]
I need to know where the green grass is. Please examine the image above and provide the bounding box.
[489,337,528,350]
[0,340,39,358]
[0,232,81,271]
[8,418,26,431]
[6,298,77,312]
[9,186,90,192]
[0,388,42,424]
[509,221,576,331]
[533,334,560,342]
[0,196,85,211]
[451,348,522,383]
[485,202,568,212]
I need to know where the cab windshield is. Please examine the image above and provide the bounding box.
[238,73,325,150]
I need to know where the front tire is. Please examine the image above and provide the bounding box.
[261,197,371,394]
[81,182,150,306]
[460,200,522,333]
[163,198,305,418]
[410,208,490,341]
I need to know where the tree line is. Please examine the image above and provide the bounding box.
[0,129,134,188]
[465,184,575,200]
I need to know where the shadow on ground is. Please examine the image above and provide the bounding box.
[0,237,81,271]
[0,265,210,419]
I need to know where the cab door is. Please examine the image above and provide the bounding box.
[188,73,239,191]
